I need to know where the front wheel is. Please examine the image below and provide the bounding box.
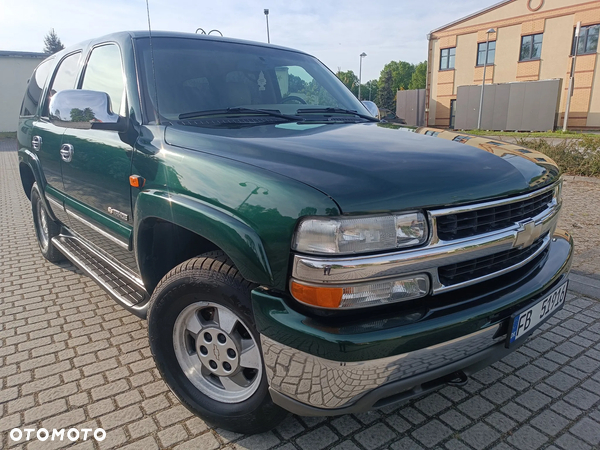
[31,183,64,262]
[147,251,286,434]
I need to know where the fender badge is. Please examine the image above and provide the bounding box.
[107,207,129,221]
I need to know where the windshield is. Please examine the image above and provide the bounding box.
[135,37,369,123]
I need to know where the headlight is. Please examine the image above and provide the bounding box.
[292,212,428,255]
[553,180,563,205]
[290,275,430,309]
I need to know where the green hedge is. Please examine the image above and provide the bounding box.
[516,136,600,178]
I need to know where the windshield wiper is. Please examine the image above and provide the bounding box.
[296,107,379,122]
[179,107,301,121]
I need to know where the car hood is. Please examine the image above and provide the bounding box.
[164,122,560,214]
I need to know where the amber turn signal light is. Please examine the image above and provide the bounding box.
[290,281,343,308]
[129,175,145,188]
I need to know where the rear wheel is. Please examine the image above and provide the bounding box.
[147,251,286,434]
[31,183,64,262]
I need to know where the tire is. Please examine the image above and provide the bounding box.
[147,251,287,434]
[31,183,65,262]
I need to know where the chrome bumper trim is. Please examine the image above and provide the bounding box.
[262,324,503,409]
[292,187,560,294]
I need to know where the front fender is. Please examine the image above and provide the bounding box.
[134,189,273,286]
[17,148,59,219]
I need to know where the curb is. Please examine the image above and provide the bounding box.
[569,271,600,300]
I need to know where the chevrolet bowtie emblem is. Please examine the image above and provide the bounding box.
[514,219,542,249]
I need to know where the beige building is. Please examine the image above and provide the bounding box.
[0,51,47,132]
[426,0,600,130]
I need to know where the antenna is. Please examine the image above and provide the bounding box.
[145,0,161,124]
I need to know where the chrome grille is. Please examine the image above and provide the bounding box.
[437,190,553,241]
[438,235,547,286]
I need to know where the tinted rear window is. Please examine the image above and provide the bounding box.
[20,59,52,116]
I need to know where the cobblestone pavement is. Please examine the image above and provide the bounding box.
[558,176,600,276]
[1,138,600,450]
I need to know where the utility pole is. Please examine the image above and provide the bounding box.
[264,9,270,44]
[477,28,495,130]
[359,52,366,100]
[563,21,581,131]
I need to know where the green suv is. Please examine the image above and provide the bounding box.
[18,31,572,434]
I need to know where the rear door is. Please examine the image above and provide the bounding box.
[59,43,138,274]
[31,51,82,225]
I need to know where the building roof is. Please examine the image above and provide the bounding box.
[429,0,514,35]
[0,50,48,58]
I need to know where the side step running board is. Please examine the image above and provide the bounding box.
[52,234,149,318]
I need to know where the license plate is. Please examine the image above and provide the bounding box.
[506,281,568,348]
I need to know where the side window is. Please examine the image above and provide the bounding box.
[43,52,81,116]
[20,59,53,116]
[81,44,125,115]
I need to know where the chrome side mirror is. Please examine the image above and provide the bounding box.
[48,89,126,132]
[361,100,379,119]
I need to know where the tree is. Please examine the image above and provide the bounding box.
[377,68,395,111]
[43,29,65,54]
[336,69,359,97]
[363,80,378,102]
[381,61,415,92]
[408,61,427,90]
[288,74,306,93]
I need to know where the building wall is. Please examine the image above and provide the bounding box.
[427,0,600,129]
[493,24,521,83]
[0,55,45,132]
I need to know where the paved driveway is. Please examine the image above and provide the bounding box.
[1,138,600,450]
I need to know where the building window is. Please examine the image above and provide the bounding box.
[440,47,456,70]
[477,41,496,66]
[572,24,599,55]
[520,33,543,61]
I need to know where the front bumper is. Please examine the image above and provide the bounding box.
[252,230,573,415]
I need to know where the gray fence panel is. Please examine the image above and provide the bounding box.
[455,79,560,131]
[506,83,526,131]
[396,89,426,126]
[467,86,481,129]
[454,85,470,130]
[491,84,510,131]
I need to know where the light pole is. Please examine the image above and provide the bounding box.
[477,28,495,130]
[563,21,581,131]
[359,52,367,100]
[264,9,270,44]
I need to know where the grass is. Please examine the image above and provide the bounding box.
[0,132,17,139]
[516,135,600,177]
[465,129,598,138]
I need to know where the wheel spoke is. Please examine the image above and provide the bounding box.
[239,341,261,370]
[214,306,238,334]
[186,313,203,335]
[219,373,248,392]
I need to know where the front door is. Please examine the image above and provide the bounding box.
[59,43,138,274]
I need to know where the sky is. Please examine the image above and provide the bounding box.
[0,0,499,82]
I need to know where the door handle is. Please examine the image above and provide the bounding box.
[32,135,42,151]
[60,144,74,163]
